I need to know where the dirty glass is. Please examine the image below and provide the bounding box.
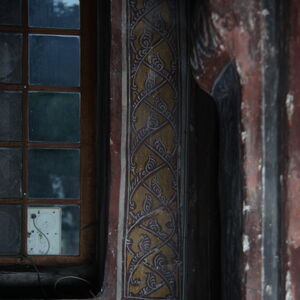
[0,0,22,26]
[0,205,22,255]
[0,148,22,198]
[29,92,80,143]
[28,148,80,199]
[29,34,80,86]
[27,205,80,256]
[0,33,22,84]
[29,0,80,29]
[0,91,22,142]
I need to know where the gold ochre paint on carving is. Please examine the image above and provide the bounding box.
[124,0,181,299]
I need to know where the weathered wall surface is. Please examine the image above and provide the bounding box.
[191,1,265,298]
[284,0,300,298]
[100,0,300,299]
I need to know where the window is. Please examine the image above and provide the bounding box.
[0,0,103,298]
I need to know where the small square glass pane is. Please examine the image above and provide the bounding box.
[0,33,22,84]
[0,91,22,142]
[0,148,22,198]
[0,0,22,25]
[29,148,80,199]
[29,92,80,142]
[29,34,80,86]
[29,0,80,29]
[0,205,21,255]
[27,205,80,256]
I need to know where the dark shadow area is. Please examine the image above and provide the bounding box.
[212,62,242,300]
[186,82,221,300]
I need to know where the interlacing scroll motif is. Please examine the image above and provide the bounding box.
[124,0,181,299]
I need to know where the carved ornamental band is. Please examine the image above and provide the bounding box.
[123,0,182,299]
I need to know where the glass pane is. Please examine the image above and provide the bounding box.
[29,34,80,86]
[0,91,22,142]
[0,148,22,198]
[29,0,80,29]
[0,205,21,255]
[0,0,22,25]
[29,149,80,199]
[27,205,80,256]
[29,92,80,143]
[0,33,22,84]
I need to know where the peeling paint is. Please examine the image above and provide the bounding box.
[286,93,294,124]
[265,285,272,295]
[243,235,250,252]
[245,263,250,271]
[242,131,248,143]
[243,203,251,213]
[285,270,293,300]
[261,9,270,16]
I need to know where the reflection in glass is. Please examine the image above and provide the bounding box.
[29,0,80,29]
[29,34,80,86]
[0,0,22,25]
[29,92,80,143]
[0,205,21,255]
[0,33,22,84]
[0,91,22,142]
[27,205,80,256]
[29,149,80,199]
[0,148,22,198]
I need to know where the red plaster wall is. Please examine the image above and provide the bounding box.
[285,0,300,298]
[193,1,265,298]
[100,0,123,298]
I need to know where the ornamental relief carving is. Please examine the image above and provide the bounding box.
[124,0,181,299]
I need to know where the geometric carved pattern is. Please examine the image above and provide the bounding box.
[124,0,181,298]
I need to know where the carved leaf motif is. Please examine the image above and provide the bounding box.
[139,29,153,49]
[153,253,171,276]
[129,200,137,211]
[148,53,164,72]
[143,194,153,213]
[166,220,174,229]
[151,176,162,195]
[155,96,168,113]
[144,154,157,173]
[138,233,151,253]
[154,137,167,155]
[145,70,156,91]
[130,277,141,287]
[146,272,157,289]
[148,218,161,233]
[146,112,159,129]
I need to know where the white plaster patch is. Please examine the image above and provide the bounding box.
[236,62,243,78]
[286,93,295,124]
[245,263,250,271]
[286,270,293,300]
[243,235,250,252]
[262,9,270,16]
[243,203,251,214]
[211,12,226,37]
[265,285,272,295]
[241,131,248,143]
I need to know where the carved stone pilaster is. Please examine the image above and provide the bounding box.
[123,1,183,299]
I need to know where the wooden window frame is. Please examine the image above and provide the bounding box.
[0,0,110,298]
